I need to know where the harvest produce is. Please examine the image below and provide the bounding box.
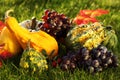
[18,9,119,73]
[20,10,72,43]
[0,9,118,74]
[19,41,48,74]
[5,10,58,57]
[0,27,22,59]
[19,17,41,31]
[73,9,109,25]
[40,9,71,41]
[66,22,118,50]
[0,21,6,33]
[60,45,119,73]
[79,9,109,18]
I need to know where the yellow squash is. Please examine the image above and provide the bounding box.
[5,10,58,57]
[0,27,22,57]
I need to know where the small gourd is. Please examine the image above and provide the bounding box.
[19,40,48,74]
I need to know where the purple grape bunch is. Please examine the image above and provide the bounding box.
[60,45,119,73]
[38,9,71,42]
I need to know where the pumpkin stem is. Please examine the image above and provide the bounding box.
[31,17,37,29]
[5,9,14,19]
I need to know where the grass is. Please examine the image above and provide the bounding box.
[0,0,120,80]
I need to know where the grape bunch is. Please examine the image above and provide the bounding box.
[38,9,72,42]
[60,52,77,71]
[60,45,119,73]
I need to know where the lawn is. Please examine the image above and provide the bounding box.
[0,0,120,80]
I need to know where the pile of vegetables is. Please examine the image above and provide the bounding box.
[0,9,119,74]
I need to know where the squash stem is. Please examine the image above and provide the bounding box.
[5,9,14,19]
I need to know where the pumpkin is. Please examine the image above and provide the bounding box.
[5,10,58,57]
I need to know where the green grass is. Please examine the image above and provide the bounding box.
[0,0,120,80]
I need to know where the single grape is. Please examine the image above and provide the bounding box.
[106,51,113,57]
[103,63,108,68]
[88,66,94,73]
[92,60,99,67]
[70,62,76,69]
[70,54,77,62]
[81,47,89,55]
[106,57,112,65]
[94,66,103,72]
[61,64,69,71]
[100,53,106,60]
[85,58,92,66]
[45,9,50,15]
[98,45,107,54]
[97,58,102,65]
[81,47,90,60]
[64,59,71,65]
